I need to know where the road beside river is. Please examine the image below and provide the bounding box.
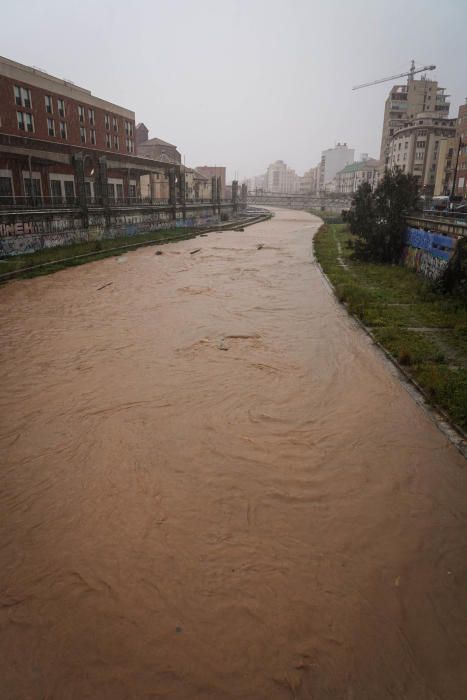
[1,208,466,699]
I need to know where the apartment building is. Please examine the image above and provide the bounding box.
[380,76,450,167]
[318,143,354,191]
[388,112,456,194]
[299,167,318,194]
[335,158,381,193]
[433,136,458,196]
[453,99,467,200]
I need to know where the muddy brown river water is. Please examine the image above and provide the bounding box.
[1,208,466,699]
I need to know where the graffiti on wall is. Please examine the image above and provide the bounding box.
[0,207,225,256]
[0,219,79,237]
[405,227,456,260]
[402,245,448,280]
[403,226,457,280]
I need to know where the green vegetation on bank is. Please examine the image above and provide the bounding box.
[314,223,467,431]
[0,227,199,281]
[308,208,343,224]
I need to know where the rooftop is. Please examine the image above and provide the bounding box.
[338,159,380,174]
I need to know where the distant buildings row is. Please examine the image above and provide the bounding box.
[0,55,231,208]
[247,74,467,202]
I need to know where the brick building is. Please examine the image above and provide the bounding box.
[136,128,182,164]
[0,56,176,206]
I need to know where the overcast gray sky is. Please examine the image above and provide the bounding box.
[2,0,466,181]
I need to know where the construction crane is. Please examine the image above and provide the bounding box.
[352,60,436,90]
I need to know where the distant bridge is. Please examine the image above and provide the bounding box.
[247,192,352,213]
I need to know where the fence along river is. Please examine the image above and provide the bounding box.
[1,208,466,699]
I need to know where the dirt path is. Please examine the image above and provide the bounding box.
[1,208,466,699]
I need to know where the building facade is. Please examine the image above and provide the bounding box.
[387,112,456,194]
[195,166,226,198]
[380,76,450,168]
[453,99,467,200]
[299,167,318,194]
[433,136,458,196]
[137,135,181,164]
[0,55,135,157]
[265,160,287,193]
[318,143,354,191]
[0,56,172,207]
[335,158,381,193]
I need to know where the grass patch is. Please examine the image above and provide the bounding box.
[308,208,344,224]
[314,223,467,431]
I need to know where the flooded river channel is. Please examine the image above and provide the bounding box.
[1,208,466,699]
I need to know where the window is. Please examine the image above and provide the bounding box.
[47,118,55,136]
[126,137,134,153]
[22,87,31,109]
[80,126,86,144]
[88,108,95,125]
[125,120,133,136]
[17,111,34,132]
[114,134,119,150]
[14,86,32,108]
[64,180,75,203]
[105,113,110,129]
[113,116,118,131]
[106,133,111,149]
[90,129,96,145]
[78,105,85,123]
[24,177,42,198]
[0,176,14,205]
[50,180,62,201]
[116,183,123,200]
[58,98,65,118]
[45,95,53,113]
[60,121,67,139]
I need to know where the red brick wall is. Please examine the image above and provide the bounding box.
[0,75,135,156]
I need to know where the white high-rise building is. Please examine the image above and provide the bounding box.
[266,160,288,193]
[318,143,355,191]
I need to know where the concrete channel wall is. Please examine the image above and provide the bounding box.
[0,202,246,256]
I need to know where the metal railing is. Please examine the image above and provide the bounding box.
[0,195,80,209]
[421,208,467,225]
[0,195,234,211]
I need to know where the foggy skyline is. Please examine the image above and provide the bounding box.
[2,0,466,181]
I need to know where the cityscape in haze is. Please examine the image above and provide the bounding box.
[0,0,465,182]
